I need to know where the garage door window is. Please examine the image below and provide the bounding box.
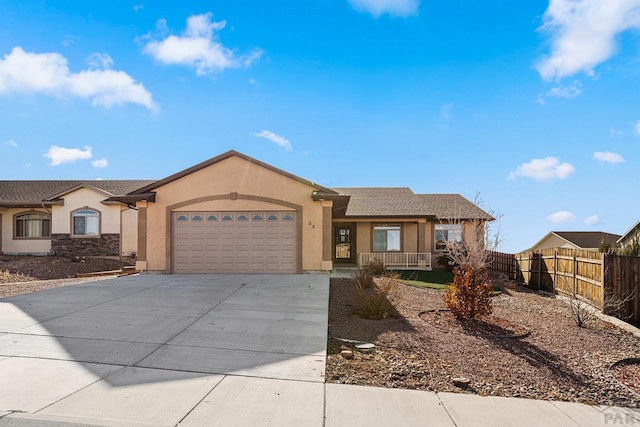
[283,214,295,221]
[191,214,203,221]
[207,214,218,221]
[176,215,188,221]
[222,215,233,221]
[237,214,249,221]
[252,214,263,221]
[267,214,278,221]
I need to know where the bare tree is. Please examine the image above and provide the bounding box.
[442,194,502,319]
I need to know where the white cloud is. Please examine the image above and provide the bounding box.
[348,0,420,17]
[144,12,263,75]
[594,151,625,164]
[610,127,624,136]
[508,157,576,182]
[0,47,155,110]
[91,158,109,168]
[133,4,144,12]
[536,0,640,80]
[4,139,17,147]
[547,81,582,99]
[547,211,576,223]
[634,120,640,136]
[44,145,92,166]
[87,52,114,70]
[440,102,453,120]
[253,130,292,151]
[584,215,600,225]
[537,81,583,104]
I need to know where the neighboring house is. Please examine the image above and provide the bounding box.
[109,150,492,274]
[617,220,640,249]
[529,231,622,252]
[0,180,154,257]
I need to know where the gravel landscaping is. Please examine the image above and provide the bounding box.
[326,275,640,408]
[0,255,134,298]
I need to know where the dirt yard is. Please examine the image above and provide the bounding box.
[326,275,640,408]
[0,255,134,298]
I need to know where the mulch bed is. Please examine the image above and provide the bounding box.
[326,275,640,408]
[0,255,132,281]
[0,255,134,298]
[611,360,640,397]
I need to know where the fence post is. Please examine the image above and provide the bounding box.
[553,249,557,294]
[571,249,578,295]
[601,253,606,312]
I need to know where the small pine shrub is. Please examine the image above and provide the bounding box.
[354,277,397,319]
[365,258,386,275]
[443,268,493,319]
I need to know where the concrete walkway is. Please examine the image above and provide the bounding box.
[0,274,637,426]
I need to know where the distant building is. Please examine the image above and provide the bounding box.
[529,231,621,252]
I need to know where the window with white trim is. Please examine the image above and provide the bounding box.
[373,225,401,251]
[434,224,462,251]
[72,209,100,237]
[15,212,51,238]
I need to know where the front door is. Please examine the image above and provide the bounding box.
[334,224,355,264]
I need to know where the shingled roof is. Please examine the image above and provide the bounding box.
[553,231,622,249]
[331,188,493,220]
[0,180,155,206]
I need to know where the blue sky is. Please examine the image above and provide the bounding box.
[1,0,640,252]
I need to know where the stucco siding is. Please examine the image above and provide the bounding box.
[532,234,577,251]
[141,156,326,273]
[0,208,52,254]
[121,207,138,256]
[51,187,121,234]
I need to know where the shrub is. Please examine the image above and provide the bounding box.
[443,268,493,318]
[354,277,397,319]
[365,258,385,275]
[0,269,35,284]
[619,237,640,257]
[352,269,374,289]
[437,252,455,272]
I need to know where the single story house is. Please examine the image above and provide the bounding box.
[1,150,492,274]
[529,231,621,252]
[0,180,154,257]
[617,220,640,248]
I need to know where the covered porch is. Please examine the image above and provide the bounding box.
[358,252,432,270]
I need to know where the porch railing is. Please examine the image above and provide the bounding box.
[358,252,432,269]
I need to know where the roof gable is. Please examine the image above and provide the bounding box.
[129,150,337,196]
[331,188,492,219]
[618,220,640,243]
[0,180,155,206]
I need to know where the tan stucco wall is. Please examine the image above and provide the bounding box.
[0,208,52,254]
[51,187,121,234]
[121,208,138,256]
[532,234,578,251]
[140,155,327,273]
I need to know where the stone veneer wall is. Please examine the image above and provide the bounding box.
[51,234,120,257]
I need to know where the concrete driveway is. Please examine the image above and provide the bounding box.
[1,274,638,426]
[0,274,329,426]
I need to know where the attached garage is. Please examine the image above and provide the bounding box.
[172,211,298,273]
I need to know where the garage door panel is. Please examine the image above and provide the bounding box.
[173,211,297,274]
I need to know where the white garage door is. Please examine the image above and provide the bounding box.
[172,211,297,273]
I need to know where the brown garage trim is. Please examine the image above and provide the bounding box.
[137,207,147,262]
[165,193,304,274]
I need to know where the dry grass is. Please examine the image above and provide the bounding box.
[354,277,399,320]
[0,269,36,284]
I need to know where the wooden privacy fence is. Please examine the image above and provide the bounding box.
[503,248,640,325]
